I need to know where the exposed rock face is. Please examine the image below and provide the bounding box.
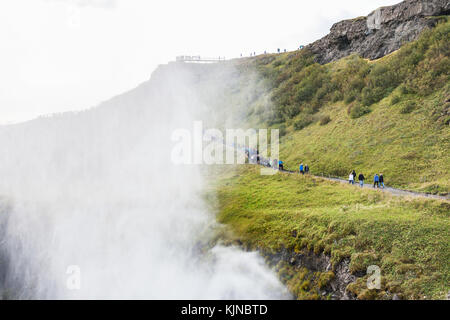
[266,248,358,300]
[308,0,450,64]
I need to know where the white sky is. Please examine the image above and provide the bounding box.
[0,0,401,124]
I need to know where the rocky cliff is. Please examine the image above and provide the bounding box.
[308,0,450,64]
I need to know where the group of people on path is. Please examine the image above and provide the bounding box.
[298,163,309,175]
[241,144,386,189]
[349,170,385,188]
[243,148,288,172]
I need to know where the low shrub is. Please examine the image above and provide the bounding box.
[391,95,401,105]
[319,115,331,125]
[273,60,284,67]
[399,84,413,95]
[344,93,357,104]
[400,101,417,114]
[277,124,287,136]
[348,103,371,119]
[294,115,314,130]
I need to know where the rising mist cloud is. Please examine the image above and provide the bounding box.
[47,0,116,9]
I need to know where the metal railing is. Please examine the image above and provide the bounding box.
[175,55,225,63]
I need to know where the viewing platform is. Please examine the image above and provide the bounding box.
[175,55,225,63]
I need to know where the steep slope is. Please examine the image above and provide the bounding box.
[212,166,449,300]
[1,0,447,301]
[205,1,450,301]
[211,16,450,194]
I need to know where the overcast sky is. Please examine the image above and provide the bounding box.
[0,0,401,124]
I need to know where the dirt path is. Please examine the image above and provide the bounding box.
[226,142,449,201]
[280,168,449,201]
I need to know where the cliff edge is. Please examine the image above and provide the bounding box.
[308,0,450,64]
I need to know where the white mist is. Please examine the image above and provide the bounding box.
[0,62,289,299]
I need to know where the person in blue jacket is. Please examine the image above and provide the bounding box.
[278,160,283,170]
[374,174,380,188]
[299,163,304,174]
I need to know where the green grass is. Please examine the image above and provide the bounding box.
[278,87,450,194]
[202,17,450,194]
[211,165,450,300]
[196,18,450,299]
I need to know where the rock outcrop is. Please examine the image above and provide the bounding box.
[308,0,450,64]
[266,248,359,300]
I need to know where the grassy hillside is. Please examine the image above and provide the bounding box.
[216,17,449,194]
[211,165,449,300]
[201,16,449,300]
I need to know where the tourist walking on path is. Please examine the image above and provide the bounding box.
[278,160,284,170]
[374,174,380,188]
[305,164,309,174]
[358,173,365,187]
[349,172,354,185]
[299,163,304,175]
[379,173,385,189]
